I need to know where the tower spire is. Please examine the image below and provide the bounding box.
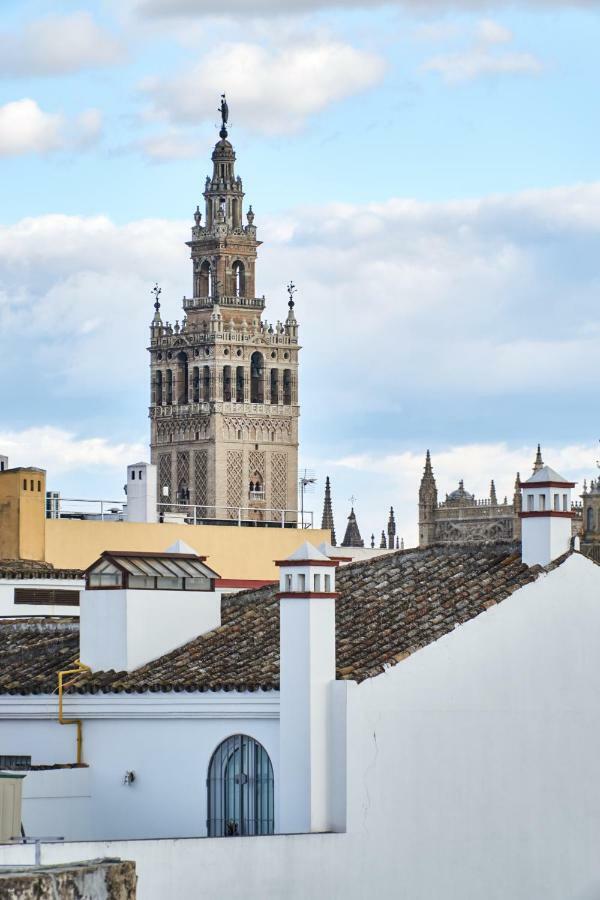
[387,506,396,551]
[533,444,544,472]
[341,504,364,548]
[321,476,336,546]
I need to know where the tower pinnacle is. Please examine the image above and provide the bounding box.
[321,476,337,546]
[533,444,544,473]
[341,505,364,548]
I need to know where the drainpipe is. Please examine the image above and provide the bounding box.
[57,661,91,765]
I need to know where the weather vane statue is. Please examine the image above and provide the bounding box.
[219,93,229,139]
[287,281,297,309]
[151,282,161,313]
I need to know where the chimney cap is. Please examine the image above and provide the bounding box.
[275,541,338,567]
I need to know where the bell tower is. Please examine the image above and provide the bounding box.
[148,97,300,525]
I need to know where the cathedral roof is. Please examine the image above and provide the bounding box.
[0,544,546,695]
[447,480,475,502]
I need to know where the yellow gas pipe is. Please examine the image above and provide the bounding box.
[57,660,91,765]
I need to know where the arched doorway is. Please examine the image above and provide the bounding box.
[207,734,274,837]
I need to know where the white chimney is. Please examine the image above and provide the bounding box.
[126,462,157,523]
[278,541,338,833]
[0,455,8,473]
[80,548,221,672]
[521,457,575,567]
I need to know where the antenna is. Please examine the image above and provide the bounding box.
[299,468,317,530]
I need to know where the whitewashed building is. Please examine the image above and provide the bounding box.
[2,463,600,899]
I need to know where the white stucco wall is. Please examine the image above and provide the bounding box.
[0,579,83,617]
[79,588,221,671]
[0,693,279,842]
[3,554,600,899]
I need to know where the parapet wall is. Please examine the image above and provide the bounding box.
[45,519,330,581]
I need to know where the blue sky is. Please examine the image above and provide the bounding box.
[1,0,600,543]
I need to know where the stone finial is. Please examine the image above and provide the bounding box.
[247,205,255,226]
[194,205,202,226]
[533,444,544,473]
[370,534,375,549]
[380,531,387,549]
[320,476,337,546]
[490,480,497,505]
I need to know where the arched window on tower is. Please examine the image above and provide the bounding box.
[270,369,279,405]
[232,261,246,298]
[199,261,212,297]
[166,370,173,405]
[223,365,232,402]
[155,370,163,406]
[236,366,244,403]
[203,365,211,402]
[207,734,274,837]
[283,369,292,405]
[587,506,595,532]
[250,352,264,404]
[192,367,200,403]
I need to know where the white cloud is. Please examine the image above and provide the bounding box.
[422,19,543,83]
[0,99,63,157]
[2,183,600,521]
[476,18,512,44]
[424,48,542,82]
[326,441,595,547]
[131,0,598,15]
[0,427,144,475]
[139,131,208,162]
[0,100,103,158]
[0,12,124,77]
[142,38,386,133]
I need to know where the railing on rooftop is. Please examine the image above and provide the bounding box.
[46,498,313,529]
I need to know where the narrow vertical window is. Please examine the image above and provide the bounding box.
[283,369,292,405]
[527,494,534,512]
[553,494,560,511]
[223,365,232,402]
[324,574,331,592]
[270,369,278,405]
[298,573,306,591]
[313,574,321,592]
[236,367,244,403]
[539,494,546,512]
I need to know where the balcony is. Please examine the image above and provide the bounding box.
[183,295,266,312]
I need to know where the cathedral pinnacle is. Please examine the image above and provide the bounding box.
[341,503,364,548]
[151,282,162,325]
[490,480,497,505]
[321,476,337,546]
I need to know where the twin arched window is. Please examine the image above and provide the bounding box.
[207,734,274,837]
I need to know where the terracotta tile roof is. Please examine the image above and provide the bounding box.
[0,619,79,693]
[0,560,84,581]
[0,545,541,695]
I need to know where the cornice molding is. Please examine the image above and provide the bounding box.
[0,691,280,721]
